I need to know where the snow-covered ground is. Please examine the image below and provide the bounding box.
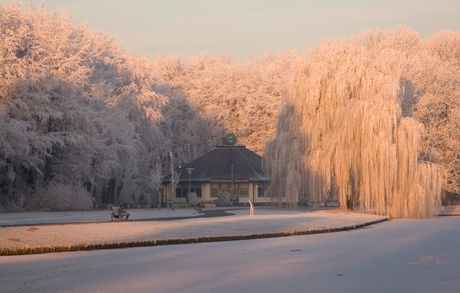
[0,207,390,255]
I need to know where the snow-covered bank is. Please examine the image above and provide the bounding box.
[0,208,389,255]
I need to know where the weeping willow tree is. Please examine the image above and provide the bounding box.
[264,28,443,218]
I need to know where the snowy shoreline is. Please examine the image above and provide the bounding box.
[1,206,458,256]
[1,208,390,256]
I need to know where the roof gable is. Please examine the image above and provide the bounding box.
[163,146,268,183]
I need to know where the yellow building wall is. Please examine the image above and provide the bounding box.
[201,183,211,200]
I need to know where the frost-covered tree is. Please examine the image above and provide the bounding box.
[159,94,225,166]
[0,2,167,210]
[264,28,444,218]
[408,30,460,197]
[159,51,297,154]
[168,151,180,209]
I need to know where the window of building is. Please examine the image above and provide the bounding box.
[175,187,185,198]
[194,185,202,198]
[211,183,219,198]
[257,182,267,197]
[175,183,202,198]
[211,183,230,198]
[234,183,249,197]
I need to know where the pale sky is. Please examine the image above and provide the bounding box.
[22,0,460,61]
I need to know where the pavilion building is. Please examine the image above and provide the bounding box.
[162,145,270,206]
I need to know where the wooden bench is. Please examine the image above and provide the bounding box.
[111,206,130,221]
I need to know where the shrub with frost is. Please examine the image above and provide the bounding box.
[217,191,231,207]
[187,192,197,207]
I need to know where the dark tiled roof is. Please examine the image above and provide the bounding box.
[163,146,269,183]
